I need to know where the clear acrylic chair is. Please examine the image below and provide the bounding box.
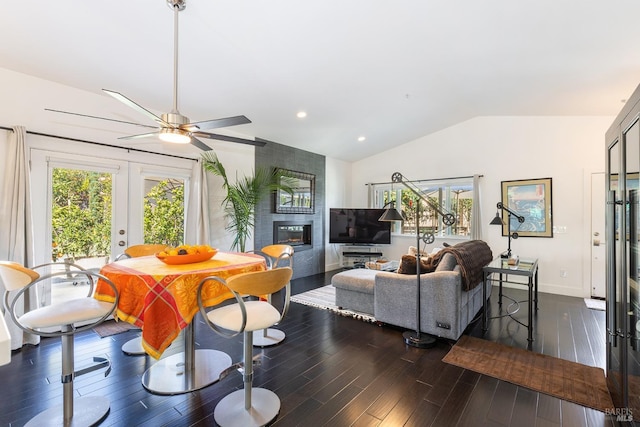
[197,267,293,427]
[0,260,119,427]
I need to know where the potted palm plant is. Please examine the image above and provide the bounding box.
[201,151,293,252]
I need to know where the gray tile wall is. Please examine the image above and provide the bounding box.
[255,142,325,279]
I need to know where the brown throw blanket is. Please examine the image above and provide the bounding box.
[430,240,493,291]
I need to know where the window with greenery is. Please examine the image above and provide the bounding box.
[373,177,474,238]
[143,178,185,247]
[51,169,185,261]
[52,169,112,260]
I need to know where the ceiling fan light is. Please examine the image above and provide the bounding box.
[159,129,191,144]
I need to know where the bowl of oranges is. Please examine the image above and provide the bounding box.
[156,244,218,265]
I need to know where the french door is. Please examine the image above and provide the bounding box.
[606,104,640,417]
[30,147,198,305]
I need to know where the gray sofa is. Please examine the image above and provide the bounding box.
[332,241,493,341]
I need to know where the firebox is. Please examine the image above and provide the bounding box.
[273,221,312,250]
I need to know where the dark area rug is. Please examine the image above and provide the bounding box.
[93,319,137,338]
[443,335,614,412]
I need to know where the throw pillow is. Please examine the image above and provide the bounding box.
[408,246,429,257]
[396,254,437,275]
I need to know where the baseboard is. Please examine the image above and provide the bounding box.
[499,282,588,298]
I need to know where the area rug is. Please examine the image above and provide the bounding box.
[93,319,138,338]
[584,298,606,311]
[443,335,614,412]
[290,285,377,323]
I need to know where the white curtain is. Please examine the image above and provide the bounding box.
[0,126,39,350]
[471,174,482,240]
[197,161,211,245]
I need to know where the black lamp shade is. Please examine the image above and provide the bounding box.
[379,203,404,222]
[490,211,504,225]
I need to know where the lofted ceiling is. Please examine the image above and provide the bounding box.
[1,1,640,161]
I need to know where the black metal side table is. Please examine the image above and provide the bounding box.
[482,257,539,343]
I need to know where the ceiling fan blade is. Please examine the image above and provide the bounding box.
[193,131,267,147]
[45,108,158,129]
[118,131,161,141]
[189,136,213,151]
[103,89,172,127]
[181,115,252,132]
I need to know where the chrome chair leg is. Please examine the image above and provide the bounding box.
[26,325,110,427]
[214,331,281,427]
[252,327,285,347]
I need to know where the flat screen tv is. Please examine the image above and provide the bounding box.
[329,208,391,244]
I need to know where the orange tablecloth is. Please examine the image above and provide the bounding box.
[95,251,266,359]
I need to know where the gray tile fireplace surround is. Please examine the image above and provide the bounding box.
[254,141,326,279]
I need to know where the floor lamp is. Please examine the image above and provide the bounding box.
[490,202,525,258]
[379,172,457,348]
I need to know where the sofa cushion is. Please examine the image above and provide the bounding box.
[435,253,457,271]
[331,268,377,293]
[396,254,437,275]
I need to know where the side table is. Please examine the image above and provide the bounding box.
[482,257,539,343]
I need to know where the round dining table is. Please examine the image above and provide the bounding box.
[94,251,266,395]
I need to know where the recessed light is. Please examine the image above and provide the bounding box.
[296,111,307,119]
[357,136,366,142]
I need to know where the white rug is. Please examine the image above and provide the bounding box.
[584,298,606,311]
[290,285,377,323]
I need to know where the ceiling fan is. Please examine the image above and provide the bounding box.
[46,0,265,151]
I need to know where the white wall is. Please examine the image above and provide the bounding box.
[351,116,613,297]
[202,143,256,252]
[325,157,352,270]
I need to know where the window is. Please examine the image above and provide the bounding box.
[373,177,475,238]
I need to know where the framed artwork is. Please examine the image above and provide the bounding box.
[500,177,553,238]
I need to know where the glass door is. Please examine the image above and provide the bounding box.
[30,149,197,306]
[623,117,640,416]
[127,163,191,248]
[606,137,624,409]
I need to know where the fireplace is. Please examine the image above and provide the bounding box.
[273,221,312,251]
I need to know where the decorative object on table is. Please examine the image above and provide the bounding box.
[500,178,553,238]
[274,169,315,214]
[198,267,293,427]
[379,172,457,348]
[156,245,217,264]
[201,151,293,252]
[0,261,119,426]
[115,244,168,261]
[490,202,525,259]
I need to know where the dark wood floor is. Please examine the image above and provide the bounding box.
[0,270,614,426]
